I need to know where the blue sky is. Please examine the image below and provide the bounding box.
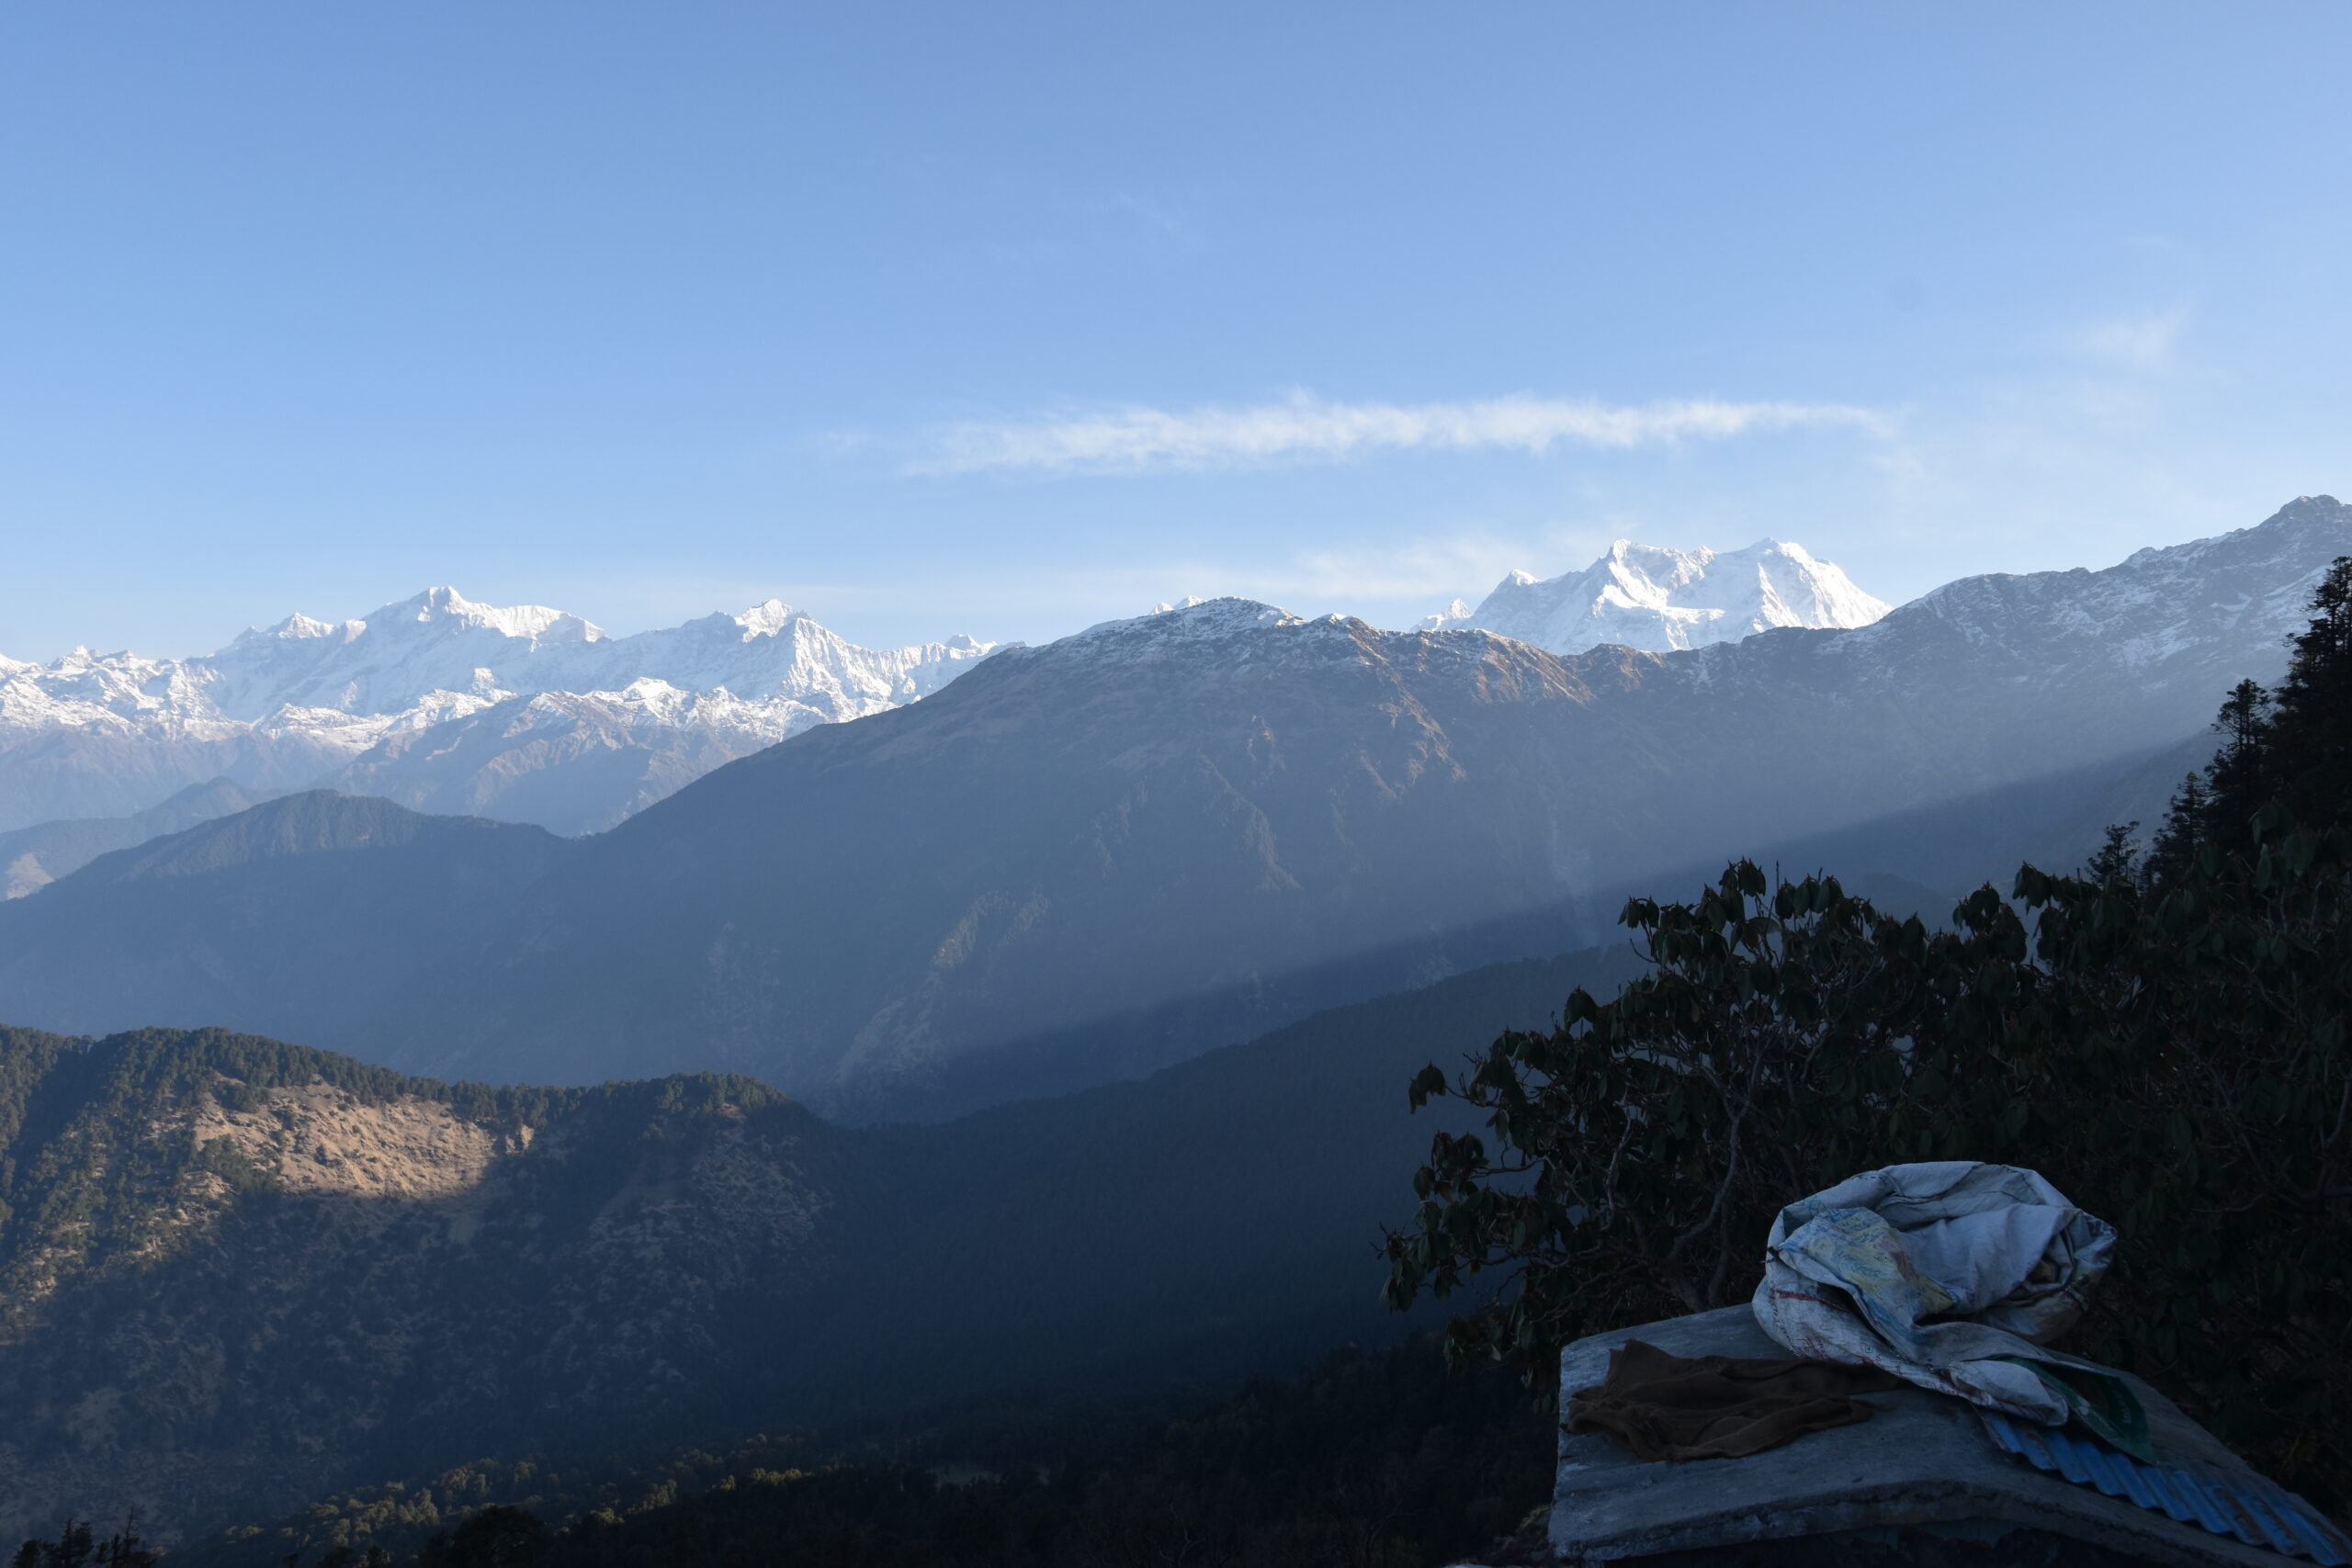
[3,3,2348,659]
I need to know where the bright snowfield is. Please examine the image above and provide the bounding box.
[1426,538,1894,654]
[0,588,993,837]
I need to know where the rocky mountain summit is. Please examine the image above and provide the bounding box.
[1435,536,1891,653]
[0,588,994,835]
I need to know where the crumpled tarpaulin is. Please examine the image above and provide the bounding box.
[1750,1161,2143,1446]
[1563,1338,1908,1461]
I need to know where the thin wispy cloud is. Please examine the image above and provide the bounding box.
[914,391,1891,476]
[1283,527,1588,605]
[1106,190,1207,252]
[2072,305,2191,373]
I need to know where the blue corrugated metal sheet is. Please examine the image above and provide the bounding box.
[1981,1412,2351,1565]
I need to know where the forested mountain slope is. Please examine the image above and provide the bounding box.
[173,1336,1556,1568]
[0,941,1635,1544]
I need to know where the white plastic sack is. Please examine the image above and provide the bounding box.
[1749,1161,2117,1427]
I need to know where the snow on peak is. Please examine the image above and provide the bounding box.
[266,613,351,643]
[1155,596,1296,629]
[400,586,607,645]
[1035,598,1389,680]
[1079,597,1301,643]
[1453,537,1892,655]
[0,588,1001,833]
[735,600,801,638]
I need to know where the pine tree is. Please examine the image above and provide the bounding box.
[2202,676,2276,831]
[2145,773,2210,886]
[2269,556,2352,824]
[93,1516,154,1568]
[2148,557,2352,868]
[2086,819,2142,890]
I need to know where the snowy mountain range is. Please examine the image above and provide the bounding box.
[0,539,1882,841]
[9,496,2342,1118]
[1428,537,1892,653]
[0,589,994,836]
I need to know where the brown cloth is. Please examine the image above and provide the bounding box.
[1564,1338,1908,1461]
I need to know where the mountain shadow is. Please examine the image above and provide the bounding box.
[0,940,1629,1542]
[0,793,565,1044]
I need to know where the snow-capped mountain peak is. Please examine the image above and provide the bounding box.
[735,599,799,639]
[265,613,353,643]
[398,585,607,644]
[1069,597,1304,652]
[0,590,999,836]
[1416,599,1475,632]
[1455,536,1892,655]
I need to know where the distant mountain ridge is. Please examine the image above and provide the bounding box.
[1431,536,1891,652]
[0,777,277,898]
[0,588,995,835]
[0,794,567,1055]
[0,498,2341,1119]
[409,497,2339,1112]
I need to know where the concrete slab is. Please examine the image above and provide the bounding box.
[1550,1307,2300,1567]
